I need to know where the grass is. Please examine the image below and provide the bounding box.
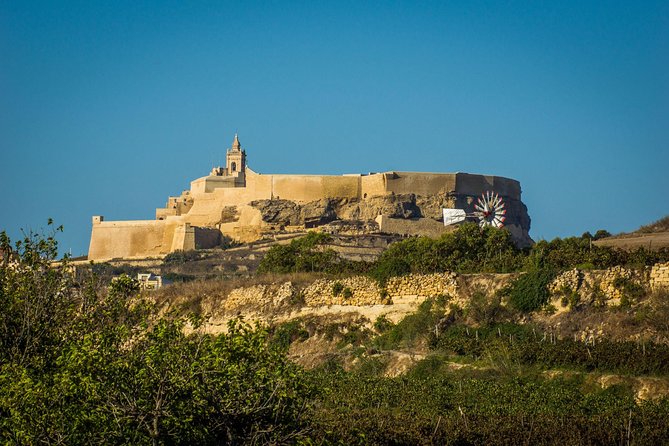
[637,215,669,234]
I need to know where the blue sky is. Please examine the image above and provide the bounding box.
[1,1,668,256]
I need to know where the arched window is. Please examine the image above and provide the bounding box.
[231,162,237,171]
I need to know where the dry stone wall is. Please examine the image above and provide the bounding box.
[300,273,459,307]
[385,272,458,298]
[548,265,647,306]
[215,263,667,315]
[223,281,296,313]
[303,276,383,306]
[650,262,669,290]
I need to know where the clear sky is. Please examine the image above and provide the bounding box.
[1,1,668,256]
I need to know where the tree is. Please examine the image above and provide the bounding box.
[0,225,313,444]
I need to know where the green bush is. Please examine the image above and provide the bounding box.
[432,322,669,376]
[370,223,523,285]
[342,287,353,299]
[258,232,340,273]
[163,249,200,264]
[466,290,503,325]
[308,367,669,445]
[0,228,313,445]
[613,276,645,307]
[507,267,555,312]
[373,315,394,334]
[332,281,344,296]
[271,320,309,349]
[374,298,446,350]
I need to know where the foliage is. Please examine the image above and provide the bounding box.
[271,320,309,350]
[613,276,645,308]
[308,367,669,445]
[0,228,313,444]
[373,315,394,334]
[432,322,669,376]
[593,229,612,240]
[507,267,555,312]
[371,223,523,285]
[258,232,339,274]
[374,298,447,350]
[466,289,504,325]
[332,281,344,296]
[161,271,196,283]
[7,223,669,444]
[256,226,669,289]
[163,249,201,264]
[559,286,581,309]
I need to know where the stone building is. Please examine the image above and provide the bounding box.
[88,135,532,260]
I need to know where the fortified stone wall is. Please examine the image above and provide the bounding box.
[88,218,195,260]
[88,135,532,260]
[375,215,454,238]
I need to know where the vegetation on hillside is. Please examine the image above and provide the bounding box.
[258,223,669,282]
[272,294,669,444]
[0,225,312,444]
[637,215,669,234]
[4,223,669,444]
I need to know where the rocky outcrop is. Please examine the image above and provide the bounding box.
[338,194,421,221]
[250,199,302,226]
[250,191,532,247]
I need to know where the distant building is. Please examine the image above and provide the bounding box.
[137,273,163,290]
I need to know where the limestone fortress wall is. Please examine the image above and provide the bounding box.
[88,135,532,260]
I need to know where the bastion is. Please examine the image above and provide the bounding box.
[88,135,532,260]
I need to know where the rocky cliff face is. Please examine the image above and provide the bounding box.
[250,192,532,247]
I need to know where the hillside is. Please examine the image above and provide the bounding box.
[5,223,669,444]
[595,215,669,251]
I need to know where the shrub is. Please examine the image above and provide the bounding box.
[507,267,555,312]
[374,298,446,350]
[466,290,503,325]
[613,276,645,308]
[373,315,394,333]
[0,227,314,445]
[163,249,200,264]
[342,287,353,299]
[593,229,612,240]
[332,281,344,297]
[258,232,340,273]
[271,320,309,349]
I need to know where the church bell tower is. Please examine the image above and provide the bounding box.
[226,133,246,174]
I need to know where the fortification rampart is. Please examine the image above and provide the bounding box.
[88,135,532,260]
[88,217,194,260]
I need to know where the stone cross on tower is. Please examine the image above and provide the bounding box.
[226,133,246,174]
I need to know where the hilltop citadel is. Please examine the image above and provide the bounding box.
[88,135,532,260]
